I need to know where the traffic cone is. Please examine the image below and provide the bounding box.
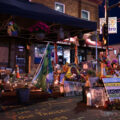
[16,65,20,78]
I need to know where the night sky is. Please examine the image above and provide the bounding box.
[99,0,120,45]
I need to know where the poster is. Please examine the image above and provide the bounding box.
[102,78,120,101]
[90,88,107,106]
[64,81,82,97]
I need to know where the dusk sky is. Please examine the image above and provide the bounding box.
[99,0,120,45]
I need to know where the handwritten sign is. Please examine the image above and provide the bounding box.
[64,81,82,97]
[103,78,120,101]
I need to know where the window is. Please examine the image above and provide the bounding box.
[55,2,65,13]
[114,49,117,55]
[81,10,90,20]
[118,54,120,65]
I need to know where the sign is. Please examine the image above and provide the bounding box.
[57,41,71,45]
[100,17,117,34]
[103,78,120,101]
[64,81,82,97]
[90,88,106,106]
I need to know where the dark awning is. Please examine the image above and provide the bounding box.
[0,0,97,33]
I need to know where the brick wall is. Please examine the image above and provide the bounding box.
[81,0,98,22]
[30,0,98,22]
[31,0,79,17]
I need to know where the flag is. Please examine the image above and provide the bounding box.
[35,44,53,91]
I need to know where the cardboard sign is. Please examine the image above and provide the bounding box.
[64,81,82,97]
[103,78,120,101]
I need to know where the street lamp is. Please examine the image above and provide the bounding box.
[104,0,120,55]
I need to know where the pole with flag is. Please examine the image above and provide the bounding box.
[32,43,53,91]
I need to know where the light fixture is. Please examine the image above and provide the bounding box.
[58,27,64,40]
[56,6,60,10]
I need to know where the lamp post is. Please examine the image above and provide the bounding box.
[105,0,120,56]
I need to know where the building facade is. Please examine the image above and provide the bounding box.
[0,0,100,75]
[31,0,99,23]
[30,0,100,64]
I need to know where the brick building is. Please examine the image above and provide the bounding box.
[30,0,102,64]
[0,0,99,74]
[31,0,99,23]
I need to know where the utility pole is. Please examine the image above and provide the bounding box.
[104,0,120,56]
[105,0,109,56]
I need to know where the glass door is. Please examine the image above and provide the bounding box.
[16,45,26,73]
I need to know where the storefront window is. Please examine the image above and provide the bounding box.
[34,44,46,64]
[114,49,117,55]
[64,49,70,64]
[57,46,70,64]
[118,54,120,65]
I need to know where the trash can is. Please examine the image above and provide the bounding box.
[16,88,30,103]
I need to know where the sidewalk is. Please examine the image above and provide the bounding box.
[0,96,120,120]
[0,91,63,112]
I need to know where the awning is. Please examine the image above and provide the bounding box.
[0,0,97,33]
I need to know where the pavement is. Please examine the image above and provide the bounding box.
[0,96,120,120]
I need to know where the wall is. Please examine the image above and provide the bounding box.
[30,0,98,22]
[81,0,98,22]
[0,39,9,67]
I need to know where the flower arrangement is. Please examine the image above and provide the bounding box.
[29,21,50,33]
[105,99,120,110]
[7,21,19,36]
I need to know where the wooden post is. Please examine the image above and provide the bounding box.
[74,37,78,64]
[54,43,58,64]
[101,62,104,77]
[74,44,78,64]
[28,56,31,73]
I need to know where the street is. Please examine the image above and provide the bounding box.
[0,97,120,120]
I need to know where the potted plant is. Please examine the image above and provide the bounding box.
[29,21,50,40]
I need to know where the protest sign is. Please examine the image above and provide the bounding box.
[103,78,120,101]
[64,81,82,97]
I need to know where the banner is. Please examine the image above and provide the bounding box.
[100,17,117,34]
[103,78,120,101]
[64,81,82,97]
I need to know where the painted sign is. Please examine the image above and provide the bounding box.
[102,78,120,101]
[90,88,107,106]
[64,81,82,97]
[100,17,117,34]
